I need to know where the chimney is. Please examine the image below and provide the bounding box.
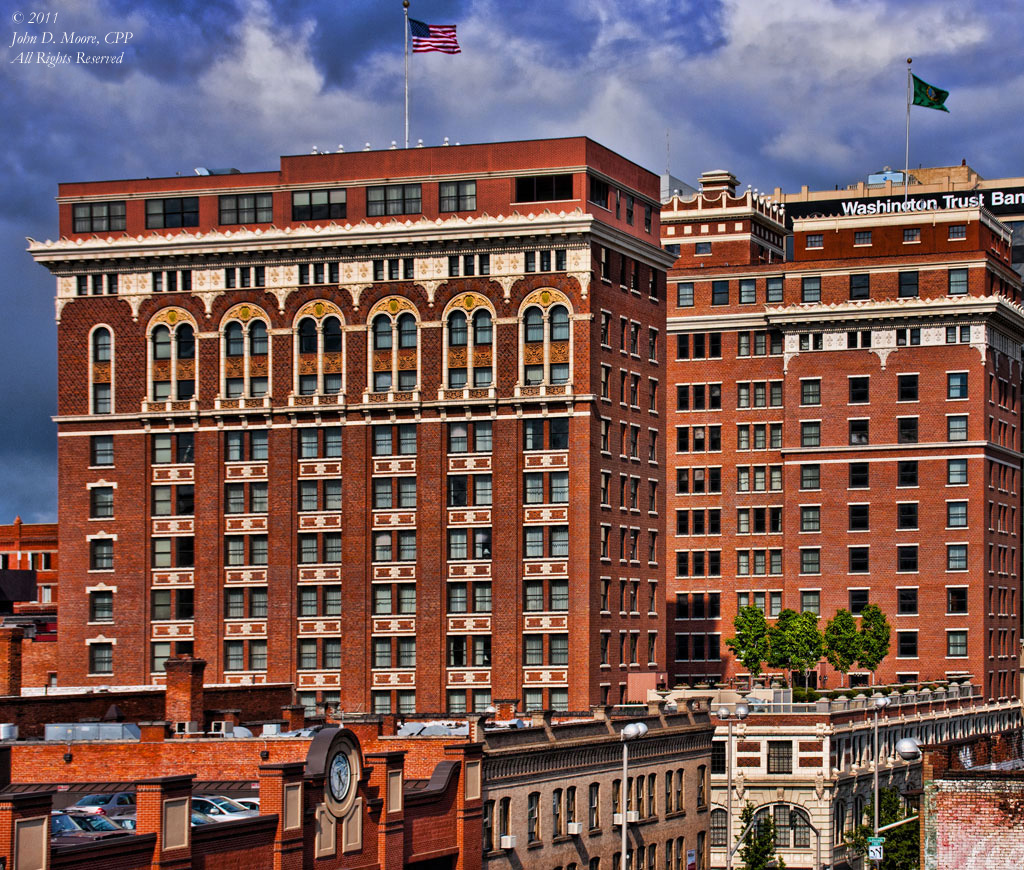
[163,657,206,735]
[698,170,739,197]
[0,627,23,697]
[494,699,518,722]
[281,705,305,732]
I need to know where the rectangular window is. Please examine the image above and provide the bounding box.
[800,464,820,490]
[898,271,919,297]
[801,277,821,303]
[711,281,729,306]
[903,227,921,243]
[948,268,968,295]
[897,502,918,529]
[677,282,694,307]
[948,415,968,441]
[367,183,421,216]
[849,547,869,574]
[146,197,199,229]
[947,544,968,571]
[514,174,573,202]
[897,631,918,657]
[800,590,820,615]
[947,372,968,399]
[854,230,872,246]
[898,460,918,487]
[766,277,783,303]
[73,200,126,233]
[897,417,919,443]
[947,630,968,657]
[849,419,869,445]
[947,501,968,527]
[800,549,820,574]
[806,234,823,249]
[221,192,275,224]
[801,379,821,405]
[897,545,918,572]
[439,180,477,211]
[767,741,792,774]
[801,422,821,447]
[849,273,870,300]
[897,374,918,402]
[947,587,968,614]
[739,279,756,304]
[898,587,918,615]
[948,459,967,484]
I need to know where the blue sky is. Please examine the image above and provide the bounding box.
[1,0,1022,522]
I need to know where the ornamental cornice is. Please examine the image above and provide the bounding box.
[27,209,601,262]
[765,294,1024,332]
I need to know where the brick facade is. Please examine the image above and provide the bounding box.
[663,171,1024,694]
[31,137,674,713]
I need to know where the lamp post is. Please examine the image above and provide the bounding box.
[620,721,648,870]
[716,702,749,870]
[872,696,891,862]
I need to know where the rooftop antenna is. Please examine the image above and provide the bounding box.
[311,146,319,154]
[390,140,398,150]
[363,142,371,151]
[443,137,450,146]
[416,138,424,148]
[336,144,344,153]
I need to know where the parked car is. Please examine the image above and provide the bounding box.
[71,791,135,815]
[108,810,217,830]
[50,811,133,844]
[232,797,259,812]
[191,795,259,821]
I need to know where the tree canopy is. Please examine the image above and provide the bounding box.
[737,802,786,870]
[856,604,891,679]
[766,609,823,684]
[824,608,861,685]
[726,605,770,677]
[845,787,918,870]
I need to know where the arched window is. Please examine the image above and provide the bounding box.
[90,326,113,414]
[92,328,111,363]
[524,307,544,343]
[225,322,244,357]
[152,325,171,360]
[373,315,392,350]
[368,301,419,394]
[249,321,268,356]
[293,307,345,399]
[398,313,417,349]
[449,311,468,347]
[176,325,195,360]
[710,809,728,847]
[221,311,271,400]
[298,318,317,354]
[550,305,570,341]
[323,317,342,353]
[473,310,492,345]
[834,800,847,843]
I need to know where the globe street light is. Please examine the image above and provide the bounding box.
[716,702,749,870]
[620,721,649,870]
[895,737,921,761]
[872,695,891,860]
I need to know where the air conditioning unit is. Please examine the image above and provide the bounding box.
[613,812,624,826]
[209,721,234,735]
[566,822,583,835]
[627,811,640,823]
[499,835,517,850]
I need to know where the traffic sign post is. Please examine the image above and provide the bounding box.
[868,835,885,862]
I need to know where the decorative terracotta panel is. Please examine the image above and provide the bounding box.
[522,669,568,685]
[446,668,491,687]
[523,344,544,365]
[151,570,194,587]
[323,353,343,372]
[372,618,417,634]
[524,507,568,523]
[550,341,570,363]
[225,515,269,532]
[152,518,195,534]
[298,567,342,581]
[298,461,343,477]
[224,357,244,378]
[474,347,492,366]
[298,513,342,530]
[396,349,417,370]
[152,465,195,484]
[224,620,268,637]
[523,560,569,577]
[299,355,318,375]
[152,360,171,380]
[298,672,342,688]
[447,616,492,634]
[151,622,195,639]
[448,455,492,473]
[92,362,111,383]
[523,615,569,632]
[372,512,417,528]
[447,562,492,579]
[225,463,268,479]
[176,359,194,379]
[373,458,417,475]
[523,452,569,469]
[224,569,268,584]
[297,620,343,635]
[448,348,468,367]
[373,350,391,371]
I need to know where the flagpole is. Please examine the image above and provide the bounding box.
[404,0,410,148]
[904,57,912,201]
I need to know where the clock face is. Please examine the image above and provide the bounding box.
[329,752,351,802]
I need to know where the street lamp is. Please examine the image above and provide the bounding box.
[895,737,921,761]
[716,702,750,870]
[620,721,648,870]
[872,696,891,863]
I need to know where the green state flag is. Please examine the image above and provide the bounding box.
[912,74,949,112]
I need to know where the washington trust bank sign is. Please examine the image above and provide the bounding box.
[785,187,1024,219]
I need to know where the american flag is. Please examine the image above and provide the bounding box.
[409,18,460,54]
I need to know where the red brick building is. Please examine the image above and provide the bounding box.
[663,170,1024,696]
[29,138,673,712]
[0,517,58,608]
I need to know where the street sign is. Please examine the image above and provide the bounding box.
[868,836,885,862]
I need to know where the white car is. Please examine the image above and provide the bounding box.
[191,795,259,821]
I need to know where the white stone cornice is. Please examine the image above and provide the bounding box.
[27,209,606,263]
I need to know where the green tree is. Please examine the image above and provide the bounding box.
[727,606,770,677]
[766,610,823,687]
[845,787,919,870]
[824,609,861,687]
[856,604,891,684]
[737,802,786,870]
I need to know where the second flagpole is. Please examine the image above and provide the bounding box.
[404,0,410,148]
[904,57,912,201]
